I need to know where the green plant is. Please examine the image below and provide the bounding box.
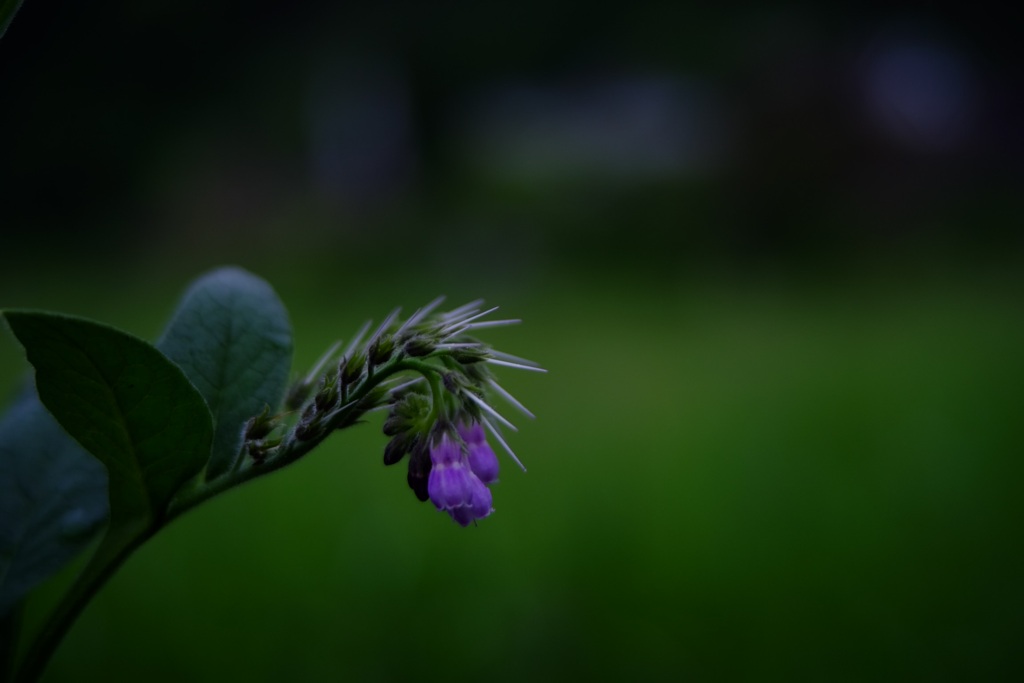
[0,267,542,681]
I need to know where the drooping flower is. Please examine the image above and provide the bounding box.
[427,432,493,526]
[459,421,499,484]
[362,298,544,525]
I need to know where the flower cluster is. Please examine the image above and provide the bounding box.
[378,299,542,526]
[425,424,497,526]
[250,297,543,526]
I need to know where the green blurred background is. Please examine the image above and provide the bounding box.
[2,1,1022,680]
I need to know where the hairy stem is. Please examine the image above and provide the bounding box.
[16,351,454,682]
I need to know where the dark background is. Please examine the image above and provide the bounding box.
[2,2,1022,681]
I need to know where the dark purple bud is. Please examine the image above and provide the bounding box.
[382,415,405,437]
[383,434,411,466]
[404,336,435,357]
[450,347,486,364]
[442,373,459,393]
[406,443,431,502]
[294,420,318,441]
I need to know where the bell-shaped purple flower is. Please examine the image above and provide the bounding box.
[427,432,493,526]
[459,422,499,484]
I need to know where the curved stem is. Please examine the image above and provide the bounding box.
[17,352,452,682]
[14,529,152,683]
[165,355,445,524]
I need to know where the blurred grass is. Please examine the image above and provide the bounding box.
[2,262,1023,681]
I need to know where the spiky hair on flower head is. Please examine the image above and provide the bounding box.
[257,297,544,526]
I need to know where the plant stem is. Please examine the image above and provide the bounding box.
[13,530,152,683]
[164,355,443,524]
[16,351,451,681]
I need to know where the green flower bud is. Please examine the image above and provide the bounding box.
[314,375,339,412]
[243,406,276,441]
[369,335,396,365]
[340,353,366,386]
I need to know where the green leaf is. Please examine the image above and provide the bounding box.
[2,311,213,532]
[2,311,216,681]
[0,389,108,617]
[0,0,25,41]
[156,267,292,479]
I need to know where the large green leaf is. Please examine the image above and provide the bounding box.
[0,389,108,617]
[2,312,215,682]
[2,311,213,532]
[156,267,292,479]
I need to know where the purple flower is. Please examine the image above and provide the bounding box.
[459,422,499,484]
[427,432,493,526]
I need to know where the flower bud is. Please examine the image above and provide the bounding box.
[243,406,275,441]
[450,347,487,364]
[340,353,366,386]
[459,422,499,484]
[383,435,408,465]
[442,372,459,394]
[404,335,435,357]
[294,420,319,441]
[314,376,339,412]
[406,442,431,502]
[369,335,395,365]
[382,415,404,437]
